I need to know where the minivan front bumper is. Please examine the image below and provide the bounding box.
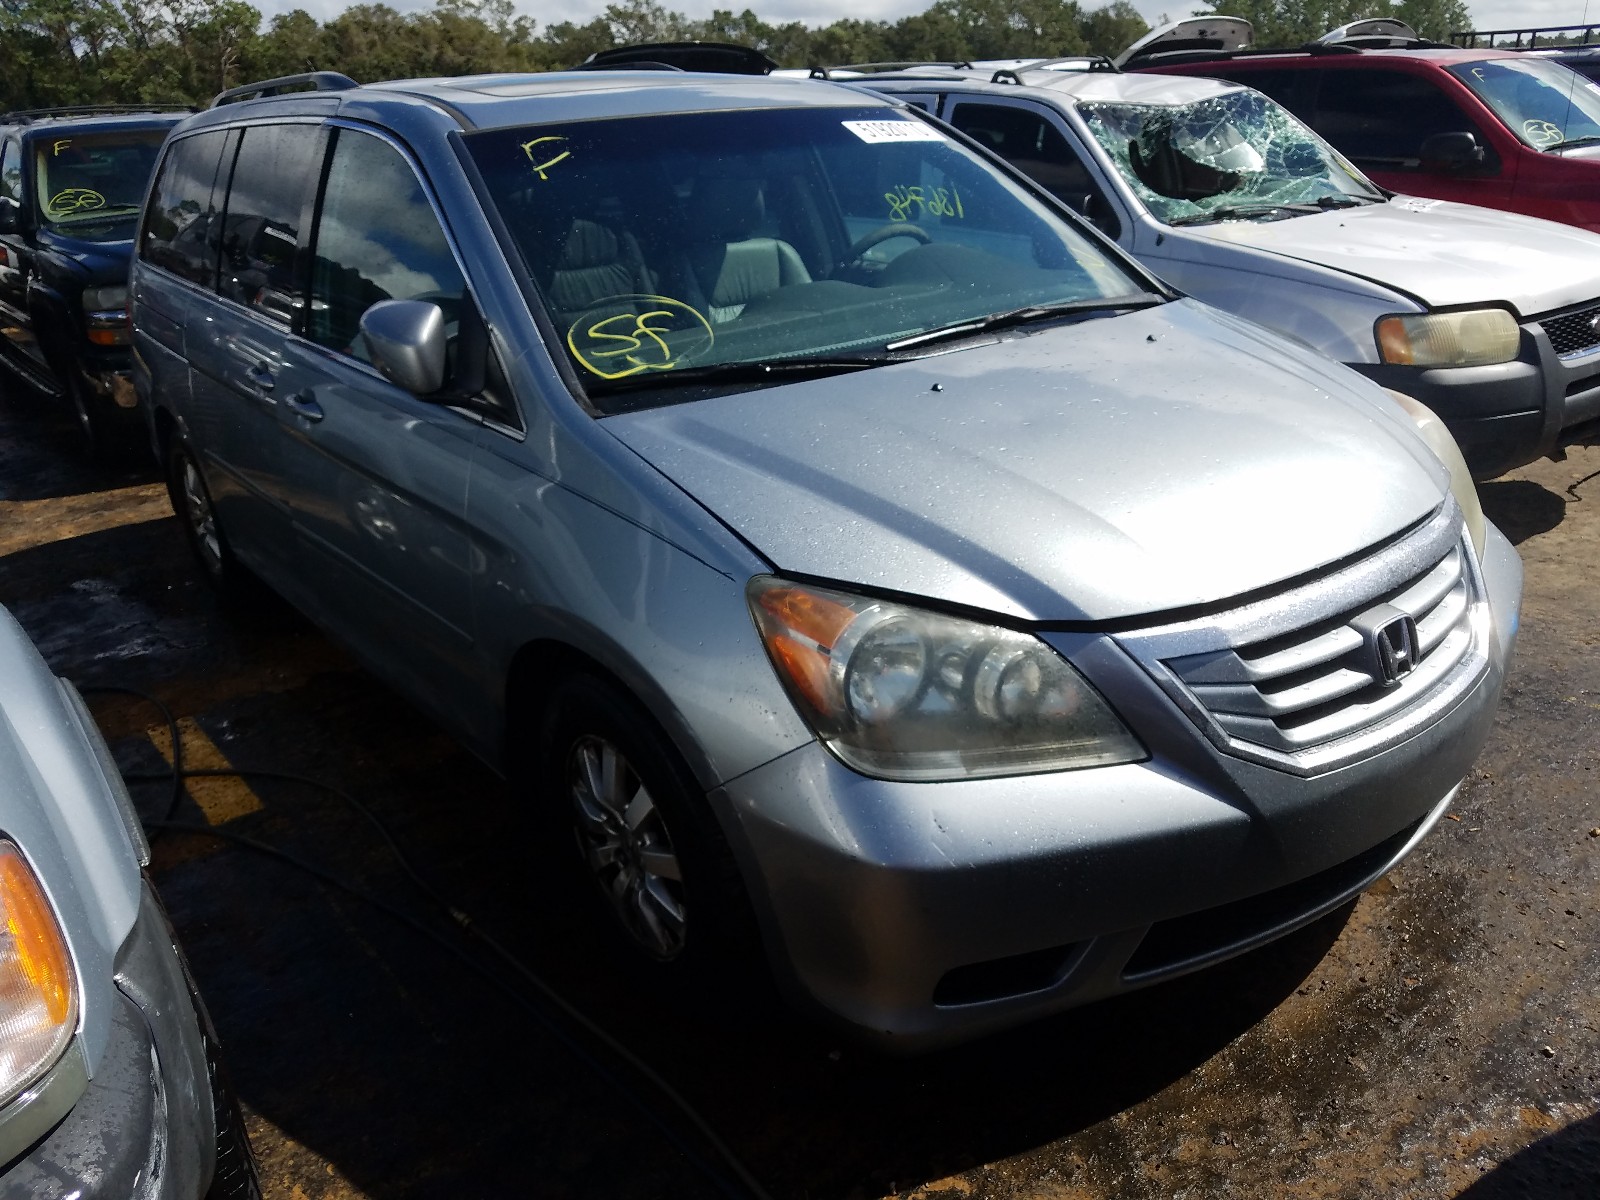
[715,523,1520,1049]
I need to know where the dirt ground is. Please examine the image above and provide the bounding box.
[1,389,1595,1200]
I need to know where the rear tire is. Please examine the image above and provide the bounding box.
[167,439,249,595]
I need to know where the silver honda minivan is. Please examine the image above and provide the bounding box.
[130,69,1521,1048]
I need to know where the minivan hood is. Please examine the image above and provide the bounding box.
[606,300,1447,623]
[1187,199,1600,316]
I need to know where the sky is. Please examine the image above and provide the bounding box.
[253,0,1600,43]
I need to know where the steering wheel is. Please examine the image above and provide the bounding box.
[835,222,932,274]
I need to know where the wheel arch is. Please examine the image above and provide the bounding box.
[503,635,722,799]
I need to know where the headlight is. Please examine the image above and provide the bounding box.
[1386,389,1486,560]
[748,578,1145,781]
[1376,309,1519,368]
[81,285,127,311]
[82,285,129,346]
[0,841,77,1108]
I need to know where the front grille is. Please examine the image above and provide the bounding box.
[1110,504,1487,776]
[1538,298,1600,358]
[1165,545,1473,756]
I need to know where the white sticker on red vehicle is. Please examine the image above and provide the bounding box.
[842,120,945,144]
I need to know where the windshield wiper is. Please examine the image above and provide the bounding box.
[883,293,1166,352]
[587,353,888,394]
[1545,135,1600,153]
[1169,203,1323,227]
[1314,194,1384,209]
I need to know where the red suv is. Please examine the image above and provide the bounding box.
[1126,19,1600,232]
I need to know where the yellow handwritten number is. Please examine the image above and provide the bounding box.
[885,183,963,222]
[521,136,571,181]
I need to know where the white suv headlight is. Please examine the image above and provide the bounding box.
[748,578,1145,781]
[0,841,78,1109]
[1377,308,1519,368]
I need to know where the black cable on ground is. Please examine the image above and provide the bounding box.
[87,686,776,1200]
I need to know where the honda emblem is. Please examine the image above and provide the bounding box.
[1372,615,1420,684]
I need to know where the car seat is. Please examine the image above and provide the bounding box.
[684,177,810,322]
[546,217,657,331]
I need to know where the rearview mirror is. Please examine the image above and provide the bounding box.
[360,300,447,395]
[1419,131,1486,173]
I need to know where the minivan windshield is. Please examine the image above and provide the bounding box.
[1079,89,1384,226]
[1448,57,1600,151]
[465,105,1152,411]
[34,129,169,237]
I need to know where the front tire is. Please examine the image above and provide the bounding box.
[539,674,757,976]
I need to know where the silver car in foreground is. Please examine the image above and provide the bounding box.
[130,70,1520,1047]
[0,606,257,1195]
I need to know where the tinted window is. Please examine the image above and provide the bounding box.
[1312,69,1489,168]
[218,123,321,323]
[141,130,233,287]
[949,102,1120,237]
[1225,70,1306,109]
[0,140,19,205]
[308,128,466,361]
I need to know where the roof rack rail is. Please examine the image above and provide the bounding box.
[1450,22,1600,49]
[211,72,359,109]
[838,61,975,74]
[990,55,1119,82]
[1,104,193,124]
[570,60,685,71]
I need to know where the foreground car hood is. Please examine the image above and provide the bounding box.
[606,300,1447,622]
[1188,199,1600,316]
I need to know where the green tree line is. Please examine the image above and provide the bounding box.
[0,0,1472,112]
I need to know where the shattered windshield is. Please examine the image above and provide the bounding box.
[33,129,168,236]
[1079,90,1383,226]
[465,105,1148,412]
[1448,58,1600,150]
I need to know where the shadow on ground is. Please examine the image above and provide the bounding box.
[1455,1113,1600,1199]
[1478,480,1567,545]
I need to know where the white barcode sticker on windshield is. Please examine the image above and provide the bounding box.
[842,120,945,144]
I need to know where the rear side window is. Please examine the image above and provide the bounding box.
[141,130,234,286]
[1312,69,1490,169]
[0,139,20,205]
[218,123,321,324]
[307,128,466,361]
[1223,69,1307,110]
[948,102,1120,237]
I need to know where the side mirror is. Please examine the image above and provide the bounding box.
[1419,131,1485,173]
[0,201,17,235]
[360,299,447,395]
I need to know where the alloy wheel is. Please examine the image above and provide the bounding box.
[567,734,687,959]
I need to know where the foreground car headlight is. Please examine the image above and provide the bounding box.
[0,841,77,1108]
[81,285,129,346]
[1376,308,1519,368]
[1386,390,1487,560]
[748,577,1144,781]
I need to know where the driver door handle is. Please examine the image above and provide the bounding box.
[245,363,276,392]
[283,392,324,423]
